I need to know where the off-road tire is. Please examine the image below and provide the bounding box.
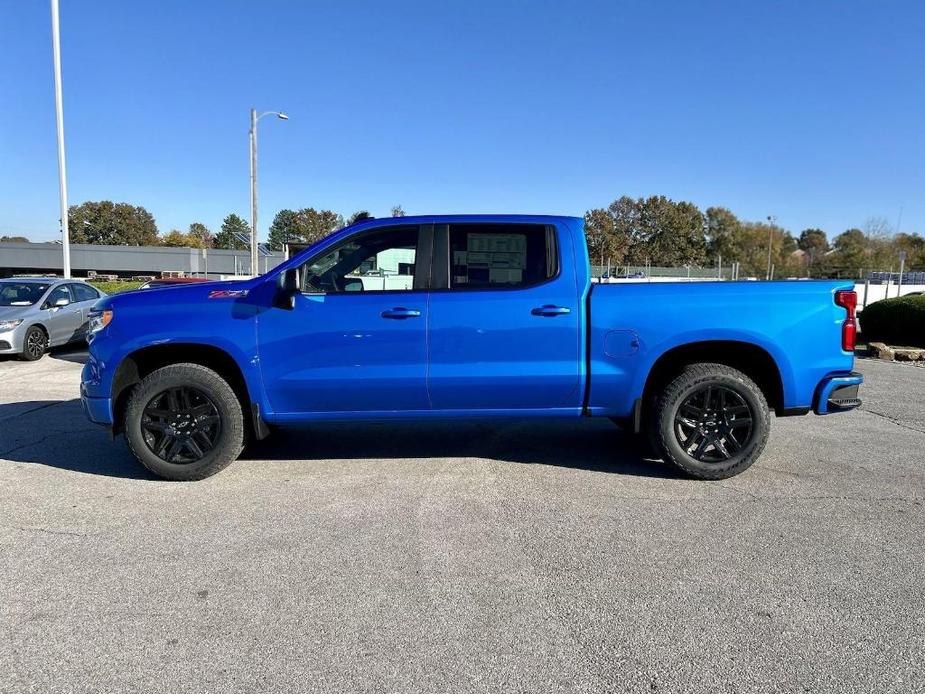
[650,363,770,480]
[124,363,245,481]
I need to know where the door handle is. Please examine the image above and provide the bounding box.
[531,305,571,317]
[381,307,422,319]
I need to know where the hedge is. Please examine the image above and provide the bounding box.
[858,294,925,348]
[88,280,145,295]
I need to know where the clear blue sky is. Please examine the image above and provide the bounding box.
[2,0,923,242]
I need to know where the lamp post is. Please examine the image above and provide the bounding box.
[766,215,776,280]
[50,0,70,278]
[249,108,288,276]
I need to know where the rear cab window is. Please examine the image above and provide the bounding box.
[447,223,557,290]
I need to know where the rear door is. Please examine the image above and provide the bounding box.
[69,283,102,337]
[426,222,583,411]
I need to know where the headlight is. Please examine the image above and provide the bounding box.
[0,319,23,332]
[88,309,113,334]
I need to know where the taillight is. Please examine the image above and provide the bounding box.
[835,290,857,352]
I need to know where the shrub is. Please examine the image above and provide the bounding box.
[859,294,925,348]
[88,280,145,295]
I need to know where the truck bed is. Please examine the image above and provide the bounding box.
[586,280,856,418]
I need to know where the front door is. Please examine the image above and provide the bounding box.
[426,222,584,412]
[258,224,431,417]
[43,285,82,346]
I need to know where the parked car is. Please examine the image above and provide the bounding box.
[138,277,212,290]
[80,215,862,481]
[0,278,107,360]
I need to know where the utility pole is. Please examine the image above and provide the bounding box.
[249,108,258,277]
[766,215,776,281]
[50,0,70,278]
[249,108,288,277]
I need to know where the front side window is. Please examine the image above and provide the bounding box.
[449,223,556,289]
[0,282,49,306]
[45,285,71,307]
[300,225,419,293]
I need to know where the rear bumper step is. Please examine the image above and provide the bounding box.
[814,372,863,415]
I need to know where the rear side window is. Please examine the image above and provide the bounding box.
[71,284,100,302]
[449,223,556,289]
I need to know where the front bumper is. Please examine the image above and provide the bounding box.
[0,325,26,354]
[80,383,113,427]
[814,372,863,415]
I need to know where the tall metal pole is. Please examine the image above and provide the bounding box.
[50,0,71,278]
[765,215,775,281]
[249,108,258,276]
[897,251,906,298]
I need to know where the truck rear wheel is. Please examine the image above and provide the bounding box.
[124,363,245,481]
[650,363,770,480]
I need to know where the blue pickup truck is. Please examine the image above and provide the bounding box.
[81,215,862,481]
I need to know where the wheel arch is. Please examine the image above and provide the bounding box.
[640,340,786,419]
[110,343,266,438]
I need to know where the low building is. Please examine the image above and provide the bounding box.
[0,241,284,279]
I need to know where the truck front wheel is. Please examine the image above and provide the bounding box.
[124,363,245,481]
[651,363,770,480]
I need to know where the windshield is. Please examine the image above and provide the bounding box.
[0,282,50,307]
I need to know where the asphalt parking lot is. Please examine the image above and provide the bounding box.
[1,350,922,693]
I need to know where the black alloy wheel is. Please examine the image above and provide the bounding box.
[141,386,222,464]
[650,362,771,480]
[673,385,754,462]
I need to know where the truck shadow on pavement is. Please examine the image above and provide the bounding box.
[48,346,89,365]
[247,419,680,479]
[0,400,680,480]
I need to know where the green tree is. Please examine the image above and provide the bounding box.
[798,228,829,272]
[161,229,189,247]
[213,214,251,250]
[186,222,212,249]
[893,232,925,268]
[606,196,639,264]
[625,195,705,267]
[391,205,405,217]
[68,200,159,246]
[831,228,868,272]
[0,235,29,243]
[267,209,299,251]
[731,221,800,278]
[584,208,616,269]
[705,207,742,263]
[267,208,344,250]
[347,210,373,225]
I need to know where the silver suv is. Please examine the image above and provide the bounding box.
[0,278,107,361]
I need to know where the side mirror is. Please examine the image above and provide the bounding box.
[343,278,364,292]
[274,268,299,310]
[54,297,70,307]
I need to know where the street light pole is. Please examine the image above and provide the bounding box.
[50,0,70,278]
[249,108,288,277]
[766,215,776,281]
[249,109,257,276]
